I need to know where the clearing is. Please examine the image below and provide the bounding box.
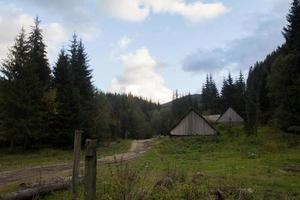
[1,125,300,199]
[0,139,151,194]
[43,125,300,200]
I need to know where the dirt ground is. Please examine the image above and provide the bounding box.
[0,139,151,192]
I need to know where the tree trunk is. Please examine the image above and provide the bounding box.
[1,179,72,200]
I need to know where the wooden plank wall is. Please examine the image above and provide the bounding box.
[218,108,244,123]
[170,111,216,136]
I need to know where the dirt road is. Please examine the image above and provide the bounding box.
[0,139,151,192]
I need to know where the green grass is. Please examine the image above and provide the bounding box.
[0,139,132,172]
[42,125,300,199]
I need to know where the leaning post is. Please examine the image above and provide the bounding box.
[72,130,82,200]
[84,138,97,200]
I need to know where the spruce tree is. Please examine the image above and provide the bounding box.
[0,28,29,149]
[220,74,235,111]
[52,49,75,146]
[69,34,95,138]
[267,0,300,129]
[268,52,300,129]
[234,71,246,117]
[1,28,28,81]
[283,0,300,50]
[22,17,52,148]
[245,67,258,134]
[201,74,219,114]
[27,17,51,86]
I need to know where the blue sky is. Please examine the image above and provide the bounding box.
[0,0,291,103]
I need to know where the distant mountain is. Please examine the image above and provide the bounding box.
[161,94,202,108]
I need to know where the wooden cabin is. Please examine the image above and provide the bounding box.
[170,110,217,136]
[217,107,244,123]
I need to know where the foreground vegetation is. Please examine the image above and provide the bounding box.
[41,125,300,199]
[0,140,131,172]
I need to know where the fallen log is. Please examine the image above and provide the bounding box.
[1,178,72,200]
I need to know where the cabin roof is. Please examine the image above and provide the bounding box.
[217,107,244,122]
[169,108,217,135]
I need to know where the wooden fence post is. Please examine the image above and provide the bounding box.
[84,138,97,200]
[72,130,82,200]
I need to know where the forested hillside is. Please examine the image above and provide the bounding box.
[0,18,162,149]
[170,0,300,134]
[245,0,300,133]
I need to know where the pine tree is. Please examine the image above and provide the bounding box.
[1,28,28,81]
[0,28,29,149]
[27,17,51,87]
[171,89,181,122]
[52,49,76,146]
[268,52,300,129]
[283,0,300,50]
[69,34,95,138]
[234,71,246,117]
[201,75,210,111]
[201,74,219,114]
[21,17,52,148]
[0,19,55,149]
[245,67,257,134]
[267,0,300,129]
[220,74,235,111]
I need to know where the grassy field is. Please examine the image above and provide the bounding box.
[0,140,132,172]
[42,125,300,200]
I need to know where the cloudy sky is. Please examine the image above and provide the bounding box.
[0,0,291,103]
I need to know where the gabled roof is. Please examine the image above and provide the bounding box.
[217,107,244,123]
[169,108,217,136]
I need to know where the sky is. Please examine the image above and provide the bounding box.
[0,0,291,103]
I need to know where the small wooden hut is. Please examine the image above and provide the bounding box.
[170,109,217,136]
[217,107,244,123]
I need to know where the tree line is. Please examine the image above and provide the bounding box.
[169,72,246,124]
[0,18,161,150]
[245,0,300,133]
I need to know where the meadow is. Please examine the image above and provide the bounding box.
[41,125,300,199]
[0,140,131,172]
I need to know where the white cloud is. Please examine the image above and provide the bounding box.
[0,3,33,60]
[102,0,150,22]
[20,0,101,41]
[109,47,172,103]
[78,26,101,41]
[118,36,132,49]
[144,0,230,23]
[43,23,68,64]
[111,36,132,58]
[0,3,68,65]
[102,0,229,23]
